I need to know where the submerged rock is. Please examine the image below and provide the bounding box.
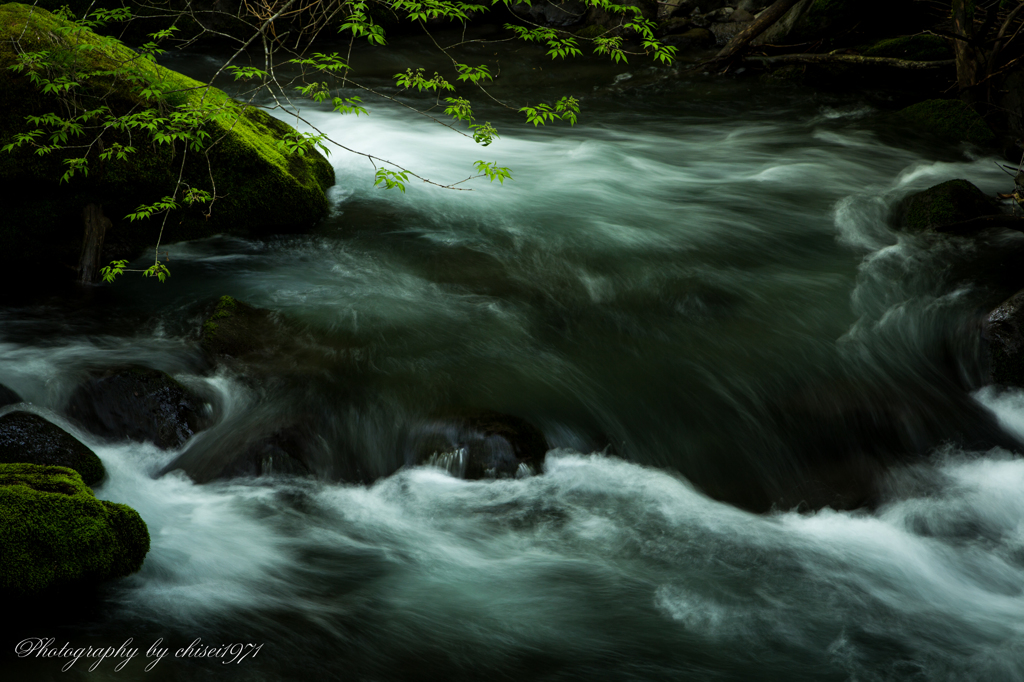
[771,377,1021,510]
[160,421,320,483]
[0,3,335,281]
[0,412,104,485]
[0,463,148,596]
[0,383,21,408]
[894,179,1000,233]
[406,410,548,479]
[65,367,207,450]
[985,289,1024,387]
[895,100,996,146]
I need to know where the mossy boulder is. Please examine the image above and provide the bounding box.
[199,295,277,358]
[0,383,21,408]
[65,367,207,449]
[895,99,996,146]
[894,179,1000,233]
[198,295,345,368]
[986,289,1024,387]
[0,463,148,596]
[0,412,105,485]
[405,410,548,479]
[0,3,335,280]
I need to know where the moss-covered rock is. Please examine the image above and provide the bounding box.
[200,295,278,358]
[65,367,207,449]
[986,289,1024,387]
[0,3,335,280]
[0,412,105,485]
[0,463,148,596]
[895,179,999,233]
[862,35,952,62]
[896,99,996,146]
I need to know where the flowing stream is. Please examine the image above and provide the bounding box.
[5,36,1024,681]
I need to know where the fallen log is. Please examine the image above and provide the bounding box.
[743,54,956,69]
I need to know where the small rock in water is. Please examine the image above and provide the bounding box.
[406,410,548,479]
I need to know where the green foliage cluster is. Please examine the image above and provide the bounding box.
[0,463,149,596]
[0,3,335,280]
[2,0,678,281]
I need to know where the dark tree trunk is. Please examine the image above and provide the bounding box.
[79,203,111,285]
[952,0,983,101]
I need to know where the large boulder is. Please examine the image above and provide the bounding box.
[405,410,548,479]
[0,3,335,281]
[65,367,207,449]
[985,289,1024,387]
[0,412,105,485]
[894,179,1000,233]
[0,463,148,596]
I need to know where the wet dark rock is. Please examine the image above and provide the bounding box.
[406,410,549,479]
[894,179,1000,233]
[0,412,105,485]
[160,422,320,483]
[65,367,206,450]
[985,289,1024,387]
[666,0,732,18]
[709,21,751,44]
[0,383,21,408]
[0,463,148,597]
[656,16,690,37]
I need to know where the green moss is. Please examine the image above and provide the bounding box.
[0,463,149,596]
[0,3,335,278]
[896,99,996,145]
[897,179,998,232]
[863,35,951,62]
[199,295,276,356]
